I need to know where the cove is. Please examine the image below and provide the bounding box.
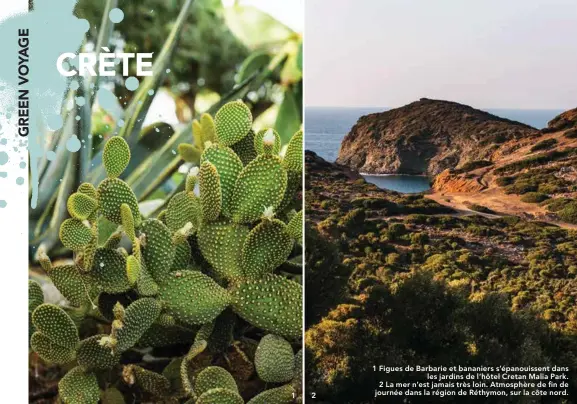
[362,174,431,194]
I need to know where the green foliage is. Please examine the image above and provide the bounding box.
[77,335,120,369]
[33,99,302,402]
[564,128,577,139]
[194,366,239,396]
[28,280,44,312]
[230,154,288,223]
[122,365,171,397]
[246,384,296,404]
[103,137,131,178]
[558,201,577,224]
[520,192,549,203]
[241,219,294,279]
[159,270,231,326]
[196,388,244,404]
[530,138,558,153]
[67,192,98,220]
[114,298,162,353]
[454,159,493,173]
[306,151,577,402]
[97,178,141,225]
[215,100,253,146]
[255,334,295,383]
[59,366,100,404]
[231,274,302,338]
[199,161,223,222]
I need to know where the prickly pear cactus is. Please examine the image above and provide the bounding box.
[30,100,303,403]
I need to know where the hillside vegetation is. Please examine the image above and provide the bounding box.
[305,151,577,403]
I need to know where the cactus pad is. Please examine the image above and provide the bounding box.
[29,280,44,312]
[171,241,192,270]
[165,191,200,233]
[135,266,159,296]
[30,332,76,364]
[126,255,141,286]
[48,265,95,307]
[254,128,281,155]
[159,270,231,326]
[215,100,253,146]
[122,365,171,397]
[178,143,203,163]
[201,144,243,217]
[77,182,98,199]
[140,219,175,282]
[97,178,140,225]
[120,203,136,241]
[115,298,161,353]
[246,384,296,404]
[77,335,120,369]
[197,221,248,281]
[231,274,302,338]
[60,218,93,252]
[255,334,295,383]
[32,304,79,349]
[195,366,238,396]
[278,170,301,214]
[241,219,294,279]
[283,129,303,172]
[59,367,100,404]
[286,210,303,244]
[201,113,217,144]
[92,248,132,293]
[196,388,244,404]
[67,192,98,220]
[199,161,223,222]
[230,154,288,223]
[103,136,131,178]
[231,129,257,165]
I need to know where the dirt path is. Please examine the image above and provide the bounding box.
[426,191,577,230]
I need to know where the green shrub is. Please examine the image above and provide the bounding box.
[387,223,406,240]
[564,128,577,139]
[546,198,572,212]
[31,103,304,402]
[520,192,549,203]
[504,182,537,195]
[465,203,495,214]
[558,202,577,224]
[496,176,514,187]
[410,232,429,246]
[530,138,558,153]
[537,183,560,194]
[338,208,366,232]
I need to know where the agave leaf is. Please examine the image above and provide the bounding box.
[89,0,195,185]
[275,87,301,145]
[224,5,294,50]
[88,0,119,106]
[36,153,79,257]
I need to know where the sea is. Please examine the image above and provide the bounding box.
[305,106,565,193]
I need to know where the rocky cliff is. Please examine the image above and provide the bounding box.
[336,98,539,175]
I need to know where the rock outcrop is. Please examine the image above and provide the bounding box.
[336,98,539,176]
[546,107,577,132]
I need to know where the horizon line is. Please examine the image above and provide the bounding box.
[306,105,570,111]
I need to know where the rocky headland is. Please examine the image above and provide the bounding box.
[334,99,577,226]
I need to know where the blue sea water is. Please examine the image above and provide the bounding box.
[305,106,565,193]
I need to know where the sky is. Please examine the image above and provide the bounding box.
[305,0,577,109]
